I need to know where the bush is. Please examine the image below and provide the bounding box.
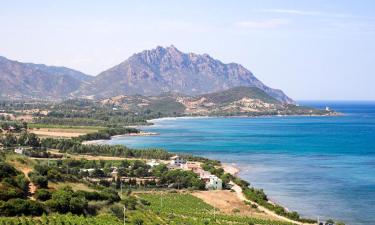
[122,196,138,210]
[0,183,24,201]
[35,189,51,201]
[0,199,45,216]
[132,217,144,225]
[30,175,48,188]
[109,204,124,219]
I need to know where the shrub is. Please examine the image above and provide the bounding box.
[35,189,51,201]
[30,175,48,188]
[0,199,45,216]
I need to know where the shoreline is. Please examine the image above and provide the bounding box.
[140,117,317,224]
[147,112,342,123]
[86,132,313,224]
[82,131,158,145]
[222,163,240,176]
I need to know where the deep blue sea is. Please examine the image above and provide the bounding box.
[106,101,375,225]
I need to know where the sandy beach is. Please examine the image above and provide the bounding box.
[82,131,158,145]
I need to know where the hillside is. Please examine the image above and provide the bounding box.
[101,86,331,116]
[0,46,295,104]
[0,56,92,99]
[79,45,294,104]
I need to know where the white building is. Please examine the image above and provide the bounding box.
[147,159,160,167]
[169,155,186,166]
[205,175,223,190]
[14,148,24,154]
[80,168,96,176]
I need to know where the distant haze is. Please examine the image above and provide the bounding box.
[0,0,374,100]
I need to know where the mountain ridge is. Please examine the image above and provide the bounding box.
[100,86,331,116]
[0,55,92,99]
[79,45,294,104]
[0,46,293,104]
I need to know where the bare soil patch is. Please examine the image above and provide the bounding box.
[192,190,282,221]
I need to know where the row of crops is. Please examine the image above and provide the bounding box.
[0,214,122,225]
[138,193,296,225]
[0,193,297,225]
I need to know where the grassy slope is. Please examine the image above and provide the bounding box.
[201,86,281,104]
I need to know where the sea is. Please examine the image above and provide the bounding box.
[105,101,375,225]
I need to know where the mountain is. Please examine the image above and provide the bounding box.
[79,46,294,104]
[0,56,92,99]
[100,86,332,116]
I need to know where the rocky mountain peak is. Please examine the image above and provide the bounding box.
[79,45,294,104]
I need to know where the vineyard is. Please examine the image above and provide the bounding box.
[0,214,122,225]
[138,192,296,225]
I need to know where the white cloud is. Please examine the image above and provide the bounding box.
[235,18,290,29]
[260,9,314,15]
[257,8,363,19]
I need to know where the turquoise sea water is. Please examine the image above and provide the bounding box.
[106,101,375,225]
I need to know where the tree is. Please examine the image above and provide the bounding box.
[122,196,138,210]
[18,132,40,147]
[2,133,17,147]
[30,175,48,188]
[69,196,88,214]
[35,189,51,201]
[46,186,74,213]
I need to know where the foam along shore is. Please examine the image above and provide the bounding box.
[222,163,240,176]
[82,131,158,145]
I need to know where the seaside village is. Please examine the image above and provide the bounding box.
[169,155,223,190]
[76,154,222,190]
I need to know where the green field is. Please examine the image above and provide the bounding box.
[0,214,122,225]
[137,192,295,225]
[28,123,105,130]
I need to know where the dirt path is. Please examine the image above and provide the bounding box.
[19,167,37,198]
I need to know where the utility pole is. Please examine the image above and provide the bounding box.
[213,199,216,221]
[160,193,163,208]
[123,206,126,225]
[120,180,123,196]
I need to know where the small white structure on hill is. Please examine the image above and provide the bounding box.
[205,175,222,190]
[147,159,160,167]
[80,168,96,176]
[14,148,24,154]
[111,168,119,179]
[170,155,186,166]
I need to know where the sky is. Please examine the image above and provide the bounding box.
[0,0,374,100]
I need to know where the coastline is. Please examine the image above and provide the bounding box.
[82,131,158,145]
[222,163,240,176]
[147,112,342,123]
[87,131,314,224]
[139,117,318,224]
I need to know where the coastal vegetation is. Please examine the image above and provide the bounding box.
[0,99,344,224]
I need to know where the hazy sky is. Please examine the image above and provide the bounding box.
[1,0,374,100]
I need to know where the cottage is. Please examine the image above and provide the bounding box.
[147,159,160,167]
[14,148,24,154]
[169,155,186,166]
[180,162,200,172]
[198,170,212,181]
[205,175,222,190]
[111,168,119,179]
[80,168,96,176]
